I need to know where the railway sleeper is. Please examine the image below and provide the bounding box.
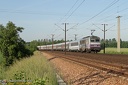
[121,66,128,69]
[107,69,125,75]
[106,69,128,78]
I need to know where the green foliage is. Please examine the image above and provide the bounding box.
[13,71,27,80]
[101,38,128,48]
[0,21,32,66]
[33,78,48,85]
[5,71,49,85]
[0,52,5,65]
[0,65,5,79]
[27,39,65,51]
[0,52,5,79]
[4,51,57,85]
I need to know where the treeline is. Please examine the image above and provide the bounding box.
[101,38,128,48]
[0,21,66,66]
[27,39,65,51]
[31,38,128,49]
[0,21,33,66]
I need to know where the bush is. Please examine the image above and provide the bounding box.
[2,51,57,85]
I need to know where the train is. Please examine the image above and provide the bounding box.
[37,35,101,53]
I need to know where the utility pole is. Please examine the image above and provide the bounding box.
[51,34,54,52]
[102,24,108,54]
[62,23,69,55]
[44,39,47,50]
[74,34,77,40]
[65,23,66,54]
[55,23,69,54]
[116,16,121,52]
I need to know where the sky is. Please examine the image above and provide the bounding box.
[0,0,128,42]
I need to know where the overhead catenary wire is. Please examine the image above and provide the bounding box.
[5,0,127,40]
[54,34,63,39]
[0,9,64,16]
[55,0,128,41]
[68,23,79,30]
[79,0,119,25]
[94,0,128,24]
[55,24,64,31]
[98,1,122,22]
[66,0,120,31]
[106,25,115,31]
[109,27,128,31]
[92,23,103,31]
[88,23,116,34]
[64,0,86,22]
[58,0,80,23]
[99,6,128,23]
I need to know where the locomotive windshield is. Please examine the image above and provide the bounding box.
[91,39,95,42]
[90,38,100,42]
[96,39,100,42]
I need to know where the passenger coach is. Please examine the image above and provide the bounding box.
[37,35,101,53]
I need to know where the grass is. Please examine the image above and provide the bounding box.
[0,51,57,85]
[100,48,128,54]
[0,52,6,66]
[0,52,5,79]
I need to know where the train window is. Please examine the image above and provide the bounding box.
[91,39,95,42]
[71,42,78,46]
[96,39,100,42]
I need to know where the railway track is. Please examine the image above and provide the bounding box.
[60,55,128,78]
[45,51,128,78]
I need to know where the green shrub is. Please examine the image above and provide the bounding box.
[2,51,57,85]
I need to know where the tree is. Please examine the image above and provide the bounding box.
[0,21,31,66]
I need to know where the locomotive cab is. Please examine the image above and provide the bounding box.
[79,36,101,53]
[89,36,101,52]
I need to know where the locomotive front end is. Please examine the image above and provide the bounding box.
[89,36,101,52]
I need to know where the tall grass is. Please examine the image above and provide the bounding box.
[100,48,128,54]
[2,51,57,85]
[0,52,5,79]
[0,52,4,64]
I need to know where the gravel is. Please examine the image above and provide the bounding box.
[42,52,128,85]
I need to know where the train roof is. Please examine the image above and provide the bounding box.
[82,36,100,39]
